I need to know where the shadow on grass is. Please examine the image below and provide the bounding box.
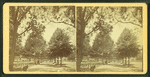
[80,68,90,72]
[13,68,22,71]
[39,64,71,68]
[109,64,137,68]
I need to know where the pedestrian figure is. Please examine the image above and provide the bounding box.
[105,60,107,64]
[37,60,39,64]
[90,64,96,72]
[22,65,28,71]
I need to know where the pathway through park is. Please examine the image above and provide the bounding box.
[94,61,143,72]
[27,61,142,72]
[27,61,76,72]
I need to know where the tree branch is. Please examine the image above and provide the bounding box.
[114,13,142,28]
[48,20,75,28]
[117,20,142,28]
[18,26,32,37]
[9,20,14,25]
[86,27,99,36]
[18,6,32,23]
[85,7,99,23]
[82,7,86,19]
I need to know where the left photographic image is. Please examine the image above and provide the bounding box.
[9,6,76,72]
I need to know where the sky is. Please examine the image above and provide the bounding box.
[89,22,143,47]
[19,22,75,47]
[17,7,142,48]
[19,21,142,48]
[43,22,75,45]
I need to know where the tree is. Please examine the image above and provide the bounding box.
[24,31,46,63]
[20,6,142,71]
[82,35,91,56]
[48,28,73,65]
[9,6,47,70]
[15,36,23,56]
[116,28,140,65]
[90,33,103,60]
[68,51,76,61]
[92,33,114,64]
[9,6,32,71]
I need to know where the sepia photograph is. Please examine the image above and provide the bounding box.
[3,3,147,74]
[8,6,76,72]
[77,6,144,72]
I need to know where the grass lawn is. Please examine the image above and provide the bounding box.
[79,60,143,72]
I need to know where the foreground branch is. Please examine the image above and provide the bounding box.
[18,26,32,37]
[49,20,75,28]
[18,6,32,23]
[114,14,142,28]
[86,27,99,36]
[85,7,99,23]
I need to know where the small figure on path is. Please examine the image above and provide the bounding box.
[105,61,107,64]
[22,65,28,71]
[90,64,96,72]
[37,60,39,64]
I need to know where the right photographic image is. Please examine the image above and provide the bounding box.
[76,6,144,72]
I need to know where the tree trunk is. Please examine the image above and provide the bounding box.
[102,54,104,64]
[76,29,85,71]
[106,57,108,65]
[9,24,18,71]
[125,57,127,65]
[60,57,62,66]
[106,53,108,64]
[128,57,130,65]
[76,50,83,72]
[122,58,124,64]
[53,58,56,63]
[76,7,88,72]
[9,7,20,71]
[56,57,59,65]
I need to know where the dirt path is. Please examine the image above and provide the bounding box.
[27,61,76,72]
[27,61,142,72]
[94,62,142,72]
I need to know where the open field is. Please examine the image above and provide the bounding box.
[80,60,142,72]
[13,60,76,72]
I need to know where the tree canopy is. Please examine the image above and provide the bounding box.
[91,33,114,58]
[48,28,73,58]
[23,31,46,58]
[116,28,140,59]
[9,6,143,71]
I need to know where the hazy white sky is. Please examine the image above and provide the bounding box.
[19,21,142,48]
[89,22,143,47]
[20,22,75,47]
[43,22,75,45]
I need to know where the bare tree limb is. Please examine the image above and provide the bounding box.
[86,27,99,36]
[48,20,75,28]
[18,6,32,23]
[117,20,142,28]
[82,7,86,19]
[114,13,142,28]
[85,7,99,23]
[9,20,14,25]
[18,26,32,37]
[13,7,20,27]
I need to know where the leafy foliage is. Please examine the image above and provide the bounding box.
[116,28,140,59]
[91,33,114,58]
[24,31,46,58]
[48,28,73,58]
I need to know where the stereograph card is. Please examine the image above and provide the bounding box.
[3,3,147,74]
